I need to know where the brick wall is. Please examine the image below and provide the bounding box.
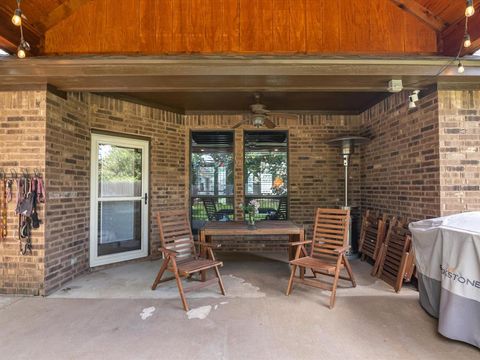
[45,92,185,293]
[5,87,475,296]
[186,114,362,250]
[359,91,441,222]
[438,90,480,215]
[0,91,47,295]
[42,93,362,292]
[45,93,89,293]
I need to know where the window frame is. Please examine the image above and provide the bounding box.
[189,130,236,231]
[243,130,290,220]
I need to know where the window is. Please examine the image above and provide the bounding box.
[244,131,288,220]
[190,131,234,232]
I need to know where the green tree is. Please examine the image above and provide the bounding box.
[245,151,287,195]
[191,152,234,195]
[100,146,142,181]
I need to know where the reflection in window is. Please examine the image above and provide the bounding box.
[244,131,288,220]
[97,200,142,256]
[190,131,234,232]
[98,144,142,197]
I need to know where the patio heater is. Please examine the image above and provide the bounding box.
[326,136,370,258]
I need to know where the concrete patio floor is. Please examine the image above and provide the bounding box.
[0,253,478,360]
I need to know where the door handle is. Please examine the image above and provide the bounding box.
[144,193,148,205]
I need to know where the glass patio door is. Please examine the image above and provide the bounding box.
[90,133,149,267]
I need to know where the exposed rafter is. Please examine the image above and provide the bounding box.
[390,0,447,32]
[33,0,94,32]
[0,34,16,53]
[0,4,41,54]
[442,6,480,56]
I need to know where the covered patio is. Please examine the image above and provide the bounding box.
[1,253,478,359]
[1,0,480,358]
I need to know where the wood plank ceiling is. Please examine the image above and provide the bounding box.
[0,0,479,114]
[0,0,478,56]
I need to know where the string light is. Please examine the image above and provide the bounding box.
[17,39,30,59]
[11,8,22,26]
[17,47,26,59]
[457,2,474,73]
[11,0,30,59]
[465,0,475,17]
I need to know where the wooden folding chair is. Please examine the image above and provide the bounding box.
[151,210,226,311]
[358,210,387,263]
[374,218,413,292]
[272,197,288,220]
[202,198,218,221]
[286,208,356,309]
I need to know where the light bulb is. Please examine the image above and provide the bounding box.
[466,0,475,17]
[458,62,465,73]
[17,40,29,59]
[464,34,472,48]
[17,47,26,59]
[11,9,22,26]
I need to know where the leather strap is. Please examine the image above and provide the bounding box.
[35,176,46,204]
[6,179,13,202]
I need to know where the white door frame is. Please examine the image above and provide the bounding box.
[90,133,149,267]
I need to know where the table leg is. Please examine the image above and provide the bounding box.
[299,230,306,278]
[288,234,293,261]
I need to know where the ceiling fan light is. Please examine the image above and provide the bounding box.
[252,115,264,128]
[466,0,475,17]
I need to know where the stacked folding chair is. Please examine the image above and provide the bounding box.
[373,218,415,292]
[358,210,387,263]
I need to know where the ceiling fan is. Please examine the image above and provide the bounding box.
[232,94,298,129]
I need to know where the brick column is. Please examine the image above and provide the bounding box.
[0,90,47,295]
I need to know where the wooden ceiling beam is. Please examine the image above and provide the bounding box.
[33,0,95,32]
[1,56,480,93]
[0,4,41,54]
[442,7,480,56]
[0,35,16,54]
[390,0,447,32]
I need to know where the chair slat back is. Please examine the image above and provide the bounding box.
[311,208,350,260]
[359,210,387,260]
[202,198,217,221]
[276,198,288,220]
[377,218,412,291]
[156,210,195,260]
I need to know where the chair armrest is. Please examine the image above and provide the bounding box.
[194,241,222,249]
[333,245,350,254]
[159,247,178,257]
[289,240,312,247]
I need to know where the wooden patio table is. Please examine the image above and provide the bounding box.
[199,220,305,261]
